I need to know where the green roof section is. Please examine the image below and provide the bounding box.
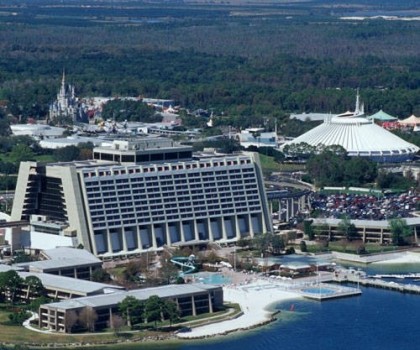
[367,110,397,121]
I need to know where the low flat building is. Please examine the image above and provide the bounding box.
[19,271,123,300]
[236,128,278,149]
[39,136,103,149]
[16,247,102,280]
[311,217,420,244]
[0,264,21,272]
[0,265,122,301]
[10,124,65,139]
[39,284,223,333]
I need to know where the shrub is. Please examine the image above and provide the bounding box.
[8,310,31,325]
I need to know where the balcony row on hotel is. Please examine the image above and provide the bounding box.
[11,138,272,258]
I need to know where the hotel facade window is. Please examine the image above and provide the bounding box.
[11,139,271,258]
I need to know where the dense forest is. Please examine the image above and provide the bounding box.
[0,0,419,124]
[0,0,416,194]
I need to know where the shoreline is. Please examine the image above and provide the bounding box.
[15,251,420,347]
[177,279,302,339]
[178,250,420,339]
[371,251,420,265]
[13,279,301,348]
[333,249,420,264]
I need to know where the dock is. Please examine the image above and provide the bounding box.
[371,273,420,279]
[335,273,420,295]
[299,283,362,301]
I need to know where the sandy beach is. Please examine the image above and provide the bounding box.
[177,278,301,339]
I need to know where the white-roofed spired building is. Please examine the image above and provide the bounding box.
[49,71,87,123]
[282,93,419,163]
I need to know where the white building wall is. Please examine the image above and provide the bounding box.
[49,166,92,251]
[78,155,270,257]
[12,154,271,258]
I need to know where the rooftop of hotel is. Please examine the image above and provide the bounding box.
[31,151,255,175]
[93,138,190,153]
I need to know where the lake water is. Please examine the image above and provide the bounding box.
[102,261,420,350]
[111,286,419,350]
[183,286,419,350]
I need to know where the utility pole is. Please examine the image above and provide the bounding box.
[233,246,236,271]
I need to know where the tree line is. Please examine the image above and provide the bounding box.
[0,2,418,121]
[117,295,179,330]
[0,271,46,305]
[281,143,418,190]
[0,132,417,193]
[0,270,49,326]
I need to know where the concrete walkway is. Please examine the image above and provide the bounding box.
[22,311,52,334]
[22,307,238,337]
[22,312,110,335]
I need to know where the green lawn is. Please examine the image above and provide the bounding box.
[34,154,56,163]
[258,154,304,175]
[0,153,55,164]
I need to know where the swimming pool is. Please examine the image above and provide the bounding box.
[192,273,232,285]
[302,287,336,295]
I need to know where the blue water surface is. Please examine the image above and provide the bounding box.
[301,287,335,294]
[180,261,420,350]
[191,273,232,285]
[80,261,420,350]
[180,286,419,350]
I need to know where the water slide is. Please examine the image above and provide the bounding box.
[170,255,199,275]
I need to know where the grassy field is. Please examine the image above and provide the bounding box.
[0,154,55,164]
[258,154,304,175]
[34,154,56,163]
[0,306,139,346]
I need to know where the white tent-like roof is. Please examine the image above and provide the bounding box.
[399,114,420,126]
[367,110,397,122]
[281,115,419,162]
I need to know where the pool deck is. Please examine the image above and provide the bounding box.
[192,270,363,301]
[254,271,362,301]
[179,273,361,339]
[298,283,362,301]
